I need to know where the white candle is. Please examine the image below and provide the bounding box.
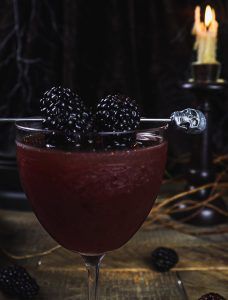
[192,5,219,64]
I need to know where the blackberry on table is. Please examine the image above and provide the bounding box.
[0,265,39,299]
[198,293,226,300]
[95,94,140,132]
[40,86,93,144]
[151,247,179,272]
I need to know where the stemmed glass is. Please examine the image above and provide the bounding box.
[16,121,168,299]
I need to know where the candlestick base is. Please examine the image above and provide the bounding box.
[191,62,221,83]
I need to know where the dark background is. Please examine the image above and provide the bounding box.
[0,0,228,159]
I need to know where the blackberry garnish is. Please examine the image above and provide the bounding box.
[0,265,39,299]
[40,86,93,144]
[94,131,137,151]
[198,293,226,300]
[95,94,140,132]
[94,94,140,150]
[151,247,179,272]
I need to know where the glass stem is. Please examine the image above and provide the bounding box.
[82,254,105,300]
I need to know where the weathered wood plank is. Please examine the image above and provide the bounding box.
[180,271,228,299]
[0,268,186,300]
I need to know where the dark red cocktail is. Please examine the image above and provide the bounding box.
[16,120,168,299]
[16,131,167,254]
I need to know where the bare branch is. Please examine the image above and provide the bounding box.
[0,28,15,53]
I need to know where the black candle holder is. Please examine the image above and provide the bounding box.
[171,64,228,226]
[191,62,221,82]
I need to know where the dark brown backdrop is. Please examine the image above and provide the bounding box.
[0,0,228,158]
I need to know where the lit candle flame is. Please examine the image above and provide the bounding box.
[205,5,213,28]
[192,5,219,63]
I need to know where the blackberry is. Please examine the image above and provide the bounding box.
[94,131,137,151]
[151,247,179,272]
[95,94,140,132]
[0,265,39,299]
[198,293,226,300]
[40,86,93,144]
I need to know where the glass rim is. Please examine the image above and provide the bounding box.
[15,120,169,135]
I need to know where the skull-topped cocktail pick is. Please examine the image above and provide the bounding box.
[0,108,206,134]
[141,108,206,134]
[171,108,206,134]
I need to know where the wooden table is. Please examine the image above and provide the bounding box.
[0,195,227,300]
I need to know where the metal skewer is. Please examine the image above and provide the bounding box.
[140,117,171,122]
[0,108,207,134]
[0,118,43,122]
[0,117,171,123]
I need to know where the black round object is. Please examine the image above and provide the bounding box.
[151,247,179,272]
[0,265,39,299]
[95,94,140,132]
[198,293,226,300]
[40,86,93,142]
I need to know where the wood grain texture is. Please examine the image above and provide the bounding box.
[0,206,227,300]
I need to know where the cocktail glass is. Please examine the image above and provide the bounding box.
[16,121,168,299]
